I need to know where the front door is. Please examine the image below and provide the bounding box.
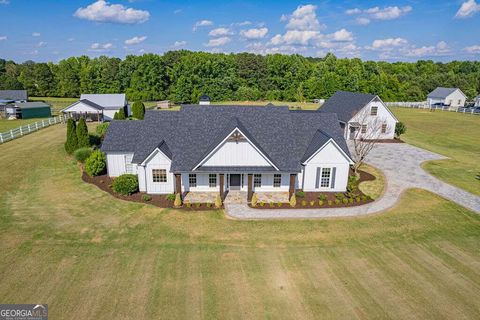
[230,174,241,190]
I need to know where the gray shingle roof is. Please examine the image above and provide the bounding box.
[0,90,27,101]
[80,94,126,108]
[101,105,351,173]
[78,99,104,110]
[319,91,376,122]
[14,102,50,109]
[427,87,461,99]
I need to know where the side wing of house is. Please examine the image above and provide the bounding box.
[348,97,397,140]
[445,90,466,109]
[301,140,352,192]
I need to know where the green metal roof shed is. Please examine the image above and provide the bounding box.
[15,102,52,119]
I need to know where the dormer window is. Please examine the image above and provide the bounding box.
[370,106,378,116]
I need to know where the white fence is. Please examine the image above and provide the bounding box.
[386,101,479,115]
[0,114,72,144]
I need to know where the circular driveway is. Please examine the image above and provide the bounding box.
[225,143,480,219]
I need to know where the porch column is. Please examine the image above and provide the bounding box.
[289,174,296,198]
[175,173,182,196]
[219,174,224,200]
[247,174,253,202]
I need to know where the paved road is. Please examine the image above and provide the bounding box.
[225,143,480,219]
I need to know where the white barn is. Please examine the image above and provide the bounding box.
[101,106,353,201]
[62,93,130,121]
[427,87,466,110]
[319,91,398,140]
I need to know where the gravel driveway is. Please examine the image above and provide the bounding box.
[225,143,480,219]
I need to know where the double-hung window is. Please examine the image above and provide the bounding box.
[254,174,262,188]
[320,168,331,188]
[273,174,281,188]
[361,124,367,134]
[381,123,387,133]
[152,169,167,183]
[189,174,197,188]
[370,106,378,116]
[209,174,217,187]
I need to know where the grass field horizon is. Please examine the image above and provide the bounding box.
[0,111,479,319]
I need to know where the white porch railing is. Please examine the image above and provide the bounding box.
[0,113,72,144]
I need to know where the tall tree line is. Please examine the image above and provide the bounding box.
[1,51,479,102]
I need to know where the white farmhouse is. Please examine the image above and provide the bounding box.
[475,95,480,107]
[62,93,130,121]
[319,91,398,140]
[427,87,466,110]
[101,105,354,201]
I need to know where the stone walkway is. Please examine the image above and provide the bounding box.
[225,143,480,219]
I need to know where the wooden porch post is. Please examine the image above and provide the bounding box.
[175,174,182,196]
[289,174,296,198]
[247,174,253,202]
[219,174,224,200]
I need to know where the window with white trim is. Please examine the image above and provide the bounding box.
[152,169,167,182]
[254,174,262,187]
[209,174,217,187]
[320,168,331,188]
[381,123,387,133]
[189,174,197,187]
[273,174,281,188]
[370,106,378,116]
[361,124,367,134]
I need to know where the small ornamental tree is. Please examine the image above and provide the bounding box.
[117,107,126,120]
[251,193,258,207]
[289,193,297,207]
[84,150,106,176]
[395,122,407,138]
[76,118,90,148]
[132,101,145,120]
[64,118,78,154]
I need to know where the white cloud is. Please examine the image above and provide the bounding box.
[37,41,47,47]
[208,27,232,37]
[284,4,324,31]
[0,36,7,41]
[74,0,150,24]
[240,27,268,39]
[328,29,353,42]
[174,9,182,14]
[89,42,113,52]
[356,17,370,25]
[346,8,361,15]
[173,40,187,47]
[32,32,41,37]
[455,0,480,18]
[403,41,451,57]
[236,21,252,26]
[0,0,9,4]
[371,37,408,49]
[347,5,412,24]
[124,35,146,45]
[193,19,213,31]
[205,36,231,47]
[464,44,480,53]
[270,30,320,46]
[68,37,75,42]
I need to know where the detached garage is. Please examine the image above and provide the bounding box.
[6,102,52,119]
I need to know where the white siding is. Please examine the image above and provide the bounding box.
[348,99,397,140]
[475,97,480,107]
[182,173,220,192]
[252,173,290,192]
[138,166,147,192]
[107,153,128,177]
[103,109,119,121]
[63,101,100,113]
[302,141,350,192]
[445,90,466,109]
[202,140,271,167]
[144,150,175,194]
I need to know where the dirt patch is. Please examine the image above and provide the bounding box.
[82,172,220,210]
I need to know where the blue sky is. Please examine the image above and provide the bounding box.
[0,0,479,62]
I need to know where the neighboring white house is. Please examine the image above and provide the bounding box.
[101,105,353,201]
[61,93,130,121]
[427,87,466,110]
[319,91,398,140]
[475,95,480,107]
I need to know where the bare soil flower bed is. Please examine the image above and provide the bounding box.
[250,169,376,209]
[82,172,220,210]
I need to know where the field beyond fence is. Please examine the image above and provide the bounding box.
[386,101,479,115]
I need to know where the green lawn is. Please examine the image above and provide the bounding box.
[392,107,480,196]
[0,118,49,133]
[0,123,479,319]
[213,100,320,110]
[30,96,77,114]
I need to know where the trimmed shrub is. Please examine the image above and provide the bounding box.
[342,198,349,205]
[206,203,212,208]
[195,203,201,208]
[76,118,90,148]
[335,193,345,201]
[112,174,139,195]
[74,147,92,163]
[64,118,78,154]
[349,198,354,204]
[318,200,324,206]
[84,150,106,177]
[259,201,265,207]
[328,200,333,206]
[174,193,182,207]
[277,202,283,208]
[395,122,407,138]
[166,194,176,201]
[295,191,305,198]
[318,194,327,201]
[215,194,222,209]
[269,202,275,207]
[334,199,341,205]
[114,108,126,120]
[251,193,258,207]
[309,200,315,206]
[289,194,297,207]
[356,197,361,203]
[301,200,307,206]
[142,194,152,202]
[132,101,145,120]
[185,202,191,208]
[95,122,109,139]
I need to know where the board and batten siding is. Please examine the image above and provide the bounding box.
[144,149,175,194]
[348,100,397,140]
[302,141,350,192]
[106,153,136,177]
[201,140,271,167]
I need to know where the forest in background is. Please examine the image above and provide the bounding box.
[1,51,479,103]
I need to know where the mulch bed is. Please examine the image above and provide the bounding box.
[82,172,220,210]
[363,138,404,143]
[249,169,375,209]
